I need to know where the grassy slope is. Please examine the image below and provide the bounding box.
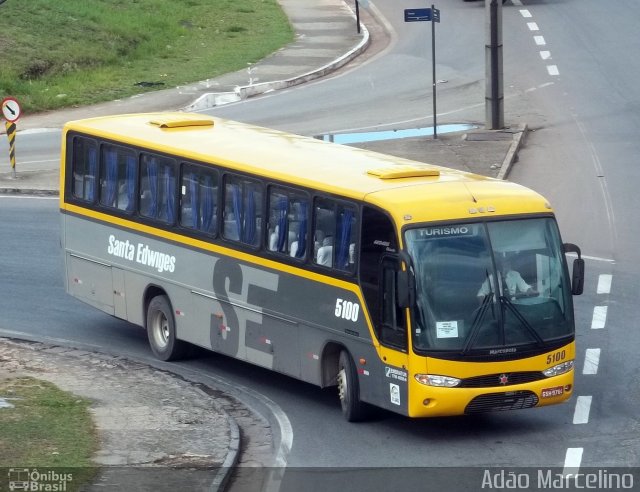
[0,0,293,112]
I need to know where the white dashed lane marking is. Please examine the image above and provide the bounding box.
[597,274,612,294]
[591,306,608,329]
[582,348,601,375]
[564,448,584,474]
[547,65,559,76]
[573,396,592,424]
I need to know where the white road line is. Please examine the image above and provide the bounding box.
[20,159,59,165]
[591,306,608,329]
[511,0,523,6]
[519,9,532,18]
[540,51,552,60]
[547,65,560,76]
[597,274,612,294]
[534,35,546,46]
[573,396,592,424]
[564,448,583,474]
[0,195,58,200]
[583,348,601,375]
[18,128,61,135]
[527,22,540,31]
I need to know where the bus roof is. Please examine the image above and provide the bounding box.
[63,112,552,224]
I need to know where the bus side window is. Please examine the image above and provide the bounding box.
[266,187,309,259]
[99,144,136,212]
[335,204,357,272]
[71,136,98,202]
[140,153,177,224]
[223,175,263,247]
[313,198,357,272]
[180,163,218,236]
[313,198,336,267]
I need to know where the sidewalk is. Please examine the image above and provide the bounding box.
[0,0,527,490]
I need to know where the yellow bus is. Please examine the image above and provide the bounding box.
[60,112,584,421]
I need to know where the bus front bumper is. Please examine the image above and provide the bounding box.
[407,370,574,418]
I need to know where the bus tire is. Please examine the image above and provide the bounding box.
[338,350,368,422]
[147,295,188,361]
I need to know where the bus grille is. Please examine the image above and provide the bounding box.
[459,371,545,388]
[464,391,539,414]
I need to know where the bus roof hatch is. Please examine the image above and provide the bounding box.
[367,165,440,179]
[149,114,215,129]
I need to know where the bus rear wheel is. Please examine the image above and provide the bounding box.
[147,295,188,361]
[338,350,368,422]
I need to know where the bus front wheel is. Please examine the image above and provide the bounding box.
[338,350,368,422]
[147,295,188,361]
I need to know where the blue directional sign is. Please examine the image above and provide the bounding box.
[404,8,431,22]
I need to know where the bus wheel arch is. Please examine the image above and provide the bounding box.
[145,289,188,361]
[320,342,342,388]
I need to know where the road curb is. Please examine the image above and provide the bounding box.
[0,187,58,196]
[184,17,370,112]
[497,123,528,180]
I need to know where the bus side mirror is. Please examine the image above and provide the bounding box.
[563,243,585,296]
[571,258,585,296]
[397,252,416,308]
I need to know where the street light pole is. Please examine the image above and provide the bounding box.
[485,0,504,129]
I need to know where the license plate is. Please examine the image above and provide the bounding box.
[541,386,564,398]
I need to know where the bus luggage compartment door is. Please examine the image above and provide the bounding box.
[66,253,115,315]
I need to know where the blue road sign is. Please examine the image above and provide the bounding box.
[432,7,440,22]
[404,8,431,22]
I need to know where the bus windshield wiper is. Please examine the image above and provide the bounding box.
[462,292,493,354]
[499,295,545,347]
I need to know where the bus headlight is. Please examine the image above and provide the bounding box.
[415,374,461,387]
[543,360,574,377]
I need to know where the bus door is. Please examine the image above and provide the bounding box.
[377,256,410,413]
[359,206,410,413]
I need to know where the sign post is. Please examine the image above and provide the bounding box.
[485,0,504,129]
[2,97,21,178]
[403,5,440,138]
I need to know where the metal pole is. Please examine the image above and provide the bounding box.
[355,0,361,34]
[485,0,504,129]
[431,4,437,139]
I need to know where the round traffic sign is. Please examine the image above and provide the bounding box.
[2,97,21,122]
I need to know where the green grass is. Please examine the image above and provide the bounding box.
[0,377,97,472]
[0,0,293,113]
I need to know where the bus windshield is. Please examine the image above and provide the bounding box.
[405,218,574,354]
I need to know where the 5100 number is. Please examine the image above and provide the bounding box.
[546,350,566,365]
[335,298,360,322]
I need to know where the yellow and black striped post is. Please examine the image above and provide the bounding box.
[5,120,16,178]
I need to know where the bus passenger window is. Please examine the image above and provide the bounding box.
[313,198,357,272]
[314,199,336,267]
[139,153,177,224]
[100,144,136,212]
[223,175,263,247]
[71,137,98,202]
[180,164,218,235]
[267,188,309,259]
